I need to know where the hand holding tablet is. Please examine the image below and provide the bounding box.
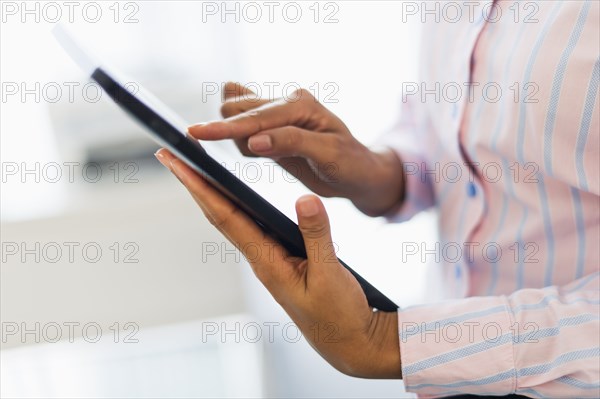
[156,148,402,378]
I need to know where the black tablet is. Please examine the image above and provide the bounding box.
[54,26,398,312]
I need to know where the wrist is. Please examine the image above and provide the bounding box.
[351,148,405,217]
[370,310,402,379]
[342,310,402,379]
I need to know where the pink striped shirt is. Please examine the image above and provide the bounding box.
[382,1,599,397]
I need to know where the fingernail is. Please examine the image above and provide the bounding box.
[155,150,169,168]
[297,196,319,217]
[248,135,272,152]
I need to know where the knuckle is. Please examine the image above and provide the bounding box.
[285,128,303,149]
[301,223,329,239]
[223,81,238,92]
[205,212,226,230]
[222,82,245,100]
[246,110,264,133]
[289,103,312,127]
[329,134,344,148]
[329,136,345,158]
[293,89,323,124]
[296,88,314,101]
[287,88,313,104]
[220,101,238,118]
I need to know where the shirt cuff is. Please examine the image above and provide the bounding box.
[398,296,517,397]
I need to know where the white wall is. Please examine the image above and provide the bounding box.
[1,163,246,348]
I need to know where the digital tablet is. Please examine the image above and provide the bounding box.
[53,25,398,312]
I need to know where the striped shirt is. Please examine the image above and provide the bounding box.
[382,1,599,397]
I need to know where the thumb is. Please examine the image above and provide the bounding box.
[295,195,336,266]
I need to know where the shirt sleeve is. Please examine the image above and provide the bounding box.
[373,95,436,223]
[398,272,600,398]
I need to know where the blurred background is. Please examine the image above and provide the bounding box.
[1,1,439,397]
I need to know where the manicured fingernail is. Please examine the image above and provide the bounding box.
[248,135,272,152]
[297,196,319,217]
[155,150,169,168]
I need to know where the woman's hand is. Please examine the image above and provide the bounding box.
[155,148,402,378]
[187,82,404,217]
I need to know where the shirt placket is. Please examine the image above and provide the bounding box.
[447,0,495,298]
